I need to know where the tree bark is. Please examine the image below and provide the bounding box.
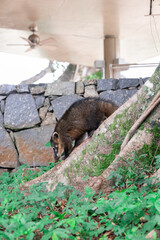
[20,60,54,85]
[21,65,160,193]
[121,90,160,150]
[57,64,76,82]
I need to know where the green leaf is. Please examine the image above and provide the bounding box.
[52,233,60,240]
[142,219,156,233]
[82,175,89,181]
[45,141,51,147]
[26,232,34,240]
[0,232,12,240]
[155,200,160,212]
[52,211,66,220]
[52,228,70,239]
[155,214,160,225]
[66,219,76,229]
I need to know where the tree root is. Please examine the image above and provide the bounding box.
[121,90,160,151]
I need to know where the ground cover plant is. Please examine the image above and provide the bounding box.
[0,154,160,240]
[83,70,103,81]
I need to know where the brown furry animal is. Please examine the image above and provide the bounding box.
[50,97,118,162]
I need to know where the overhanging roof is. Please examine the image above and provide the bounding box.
[0,0,160,66]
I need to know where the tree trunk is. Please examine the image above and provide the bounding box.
[57,64,76,82]
[21,65,160,193]
[20,60,54,85]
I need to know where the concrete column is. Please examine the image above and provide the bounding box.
[104,36,116,78]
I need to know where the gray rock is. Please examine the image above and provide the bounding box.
[39,106,49,120]
[29,84,46,95]
[44,97,50,106]
[139,78,143,87]
[0,96,6,101]
[51,95,83,120]
[45,82,75,96]
[0,125,18,168]
[4,94,40,130]
[9,131,15,143]
[100,89,137,106]
[0,84,16,95]
[0,110,3,126]
[122,89,137,103]
[48,105,53,112]
[41,112,57,126]
[16,84,29,93]
[84,85,99,97]
[143,77,150,83]
[49,96,58,101]
[34,95,45,109]
[76,82,84,94]
[14,126,55,166]
[84,79,97,86]
[97,79,118,92]
[0,100,5,113]
[119,78,139,89]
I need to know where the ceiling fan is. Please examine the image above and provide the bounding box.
[7,23,57,52]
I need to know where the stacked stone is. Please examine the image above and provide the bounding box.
[0,77,149,172]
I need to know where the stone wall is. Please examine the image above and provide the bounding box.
[0,77,148,173]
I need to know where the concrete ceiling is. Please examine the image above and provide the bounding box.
[0,0,160,67]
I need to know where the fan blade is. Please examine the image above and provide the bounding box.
[40,45,57,50]
[20,37,33,45]
[7,44,29,46]
[39,37,56,46]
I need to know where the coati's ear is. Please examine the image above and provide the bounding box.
[50,132,59,147]
[53,132,59,140]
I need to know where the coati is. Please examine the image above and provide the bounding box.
[50,97,118,162]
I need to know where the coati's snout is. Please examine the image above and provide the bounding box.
[50,132,64,162]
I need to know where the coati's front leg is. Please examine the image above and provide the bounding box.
[63,137,73,159]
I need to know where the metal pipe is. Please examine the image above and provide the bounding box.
[111,63,159,69]
[109,63,159,78]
